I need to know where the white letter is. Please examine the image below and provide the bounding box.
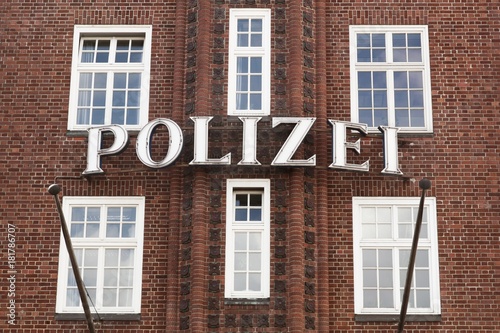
[379,126,403,175]
[238,117,262,165]
[328,120,369,172]
[189,116,231,165]
[136,118,184,168]
[271,117,316,166]
[83,125,128,175]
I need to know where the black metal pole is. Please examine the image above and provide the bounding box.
[397,178,431,333]
[48,184,96,333]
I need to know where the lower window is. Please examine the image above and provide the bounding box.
[352,197,440,316]
[56,197,145,315]
[225,179,270,299]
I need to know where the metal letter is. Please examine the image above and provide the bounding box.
[379,126,403,175]
[238,117,262,165]
[271,117,316,166]
[328,120,369,172]
[189,116,231,165]
[83,125,128,175]
[136,118,184,168]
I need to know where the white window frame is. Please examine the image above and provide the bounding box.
[349,25,433,133]
[352,197,441,316]
[56,196,145,314]
[67,25,152,131]
[228,9,271,116]
[225,179,270,299]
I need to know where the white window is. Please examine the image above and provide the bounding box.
[228,9,271,116]
[56,197,145,314]
[353,197,440,316]
[68,25,152,131]
[225,179,270,298]
[350,26,432,133]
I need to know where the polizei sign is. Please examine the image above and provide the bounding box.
[83,116,403,176]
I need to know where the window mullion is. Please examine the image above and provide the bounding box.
[386,70,396,127]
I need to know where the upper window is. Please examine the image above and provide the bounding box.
[350,26,432,133]
[225,179,270,299]
[56,197,145,315]
[228,9,271,116]
[68,26,152,131]
[352,197,440,316]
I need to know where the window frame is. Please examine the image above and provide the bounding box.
[352,197,441,316]
[67,25,152,131]
[228,9,271,116]
[55,196,145,315]
[349,25,433,133]
[225,179,271,299]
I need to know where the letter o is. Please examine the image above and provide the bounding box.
[136,118,184,168]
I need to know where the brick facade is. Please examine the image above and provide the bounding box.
[1,0,498,332]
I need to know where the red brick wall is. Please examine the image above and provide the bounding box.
[0,0,498,332]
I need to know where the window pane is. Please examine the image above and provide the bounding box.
[66,289,80,307]
[105,249,119,266]
[83,268,97,286]
[373,91,387,107]
[249,253,261,270]
[373,109,388,126]
[372,34,385,47]
[234,273,246,291]
[363,290,377,308]
[128,91,140,107]
[416,250,429,267]
[357,34,370,47]
[113,91,126,106]
[238,19,249,32]
[249,273,261,291]
[120,269,134,287]
[359,109,373,126]
[249,93,262,110]
[357,49,371,62]
[234,253,246,270]
[379,269,393,288]
[411,109,425,127]
[363,269,377,287]
[236,93,248,110]
[103,289,117,307]
[250,194,262,206]
[416,289,430,308]
[372,72,387,88]
[415,270,430,288]
[128,73,141,89]
[394,71,408,88]
[358,91,372,107]
[362,249,377,266]
[358,72,372,88]
[114,73,127,89]
[379,249,392,267]
[122,224,135,238]
[393,49,407,62]
[249,232,261,250]
[236,75,248,91]
[86,223,100,237]
[234,232,247,250]
[72,207,85,221]
[395,109,410,127]
[379,289,394,308]
[119,289,133,307]
[104,268,118,286]
[120,249,135,266]
[250,34,262,47]
[250,75,262,91]
[115,52,128,63]
[408,49,422,62]
[93,91,106,107]
[395,91,408,107]
[84,249,98,266]
[237,34,249,47]
[251,19,262,32]
[410,90,424,107]
[372,49,386,62]
[235,208,247,221]
[250,57,262,73]
[249,208,262,221]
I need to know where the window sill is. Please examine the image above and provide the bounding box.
[355,314,441,322]
[224,298,270,306]
[55,313,141,321]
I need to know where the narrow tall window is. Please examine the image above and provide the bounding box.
[225,179,270,298]
[352,197,440,316]
[56,197,145,315]
[350,26,432,133]
[228,9,271,116]
[68,26,152,131]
